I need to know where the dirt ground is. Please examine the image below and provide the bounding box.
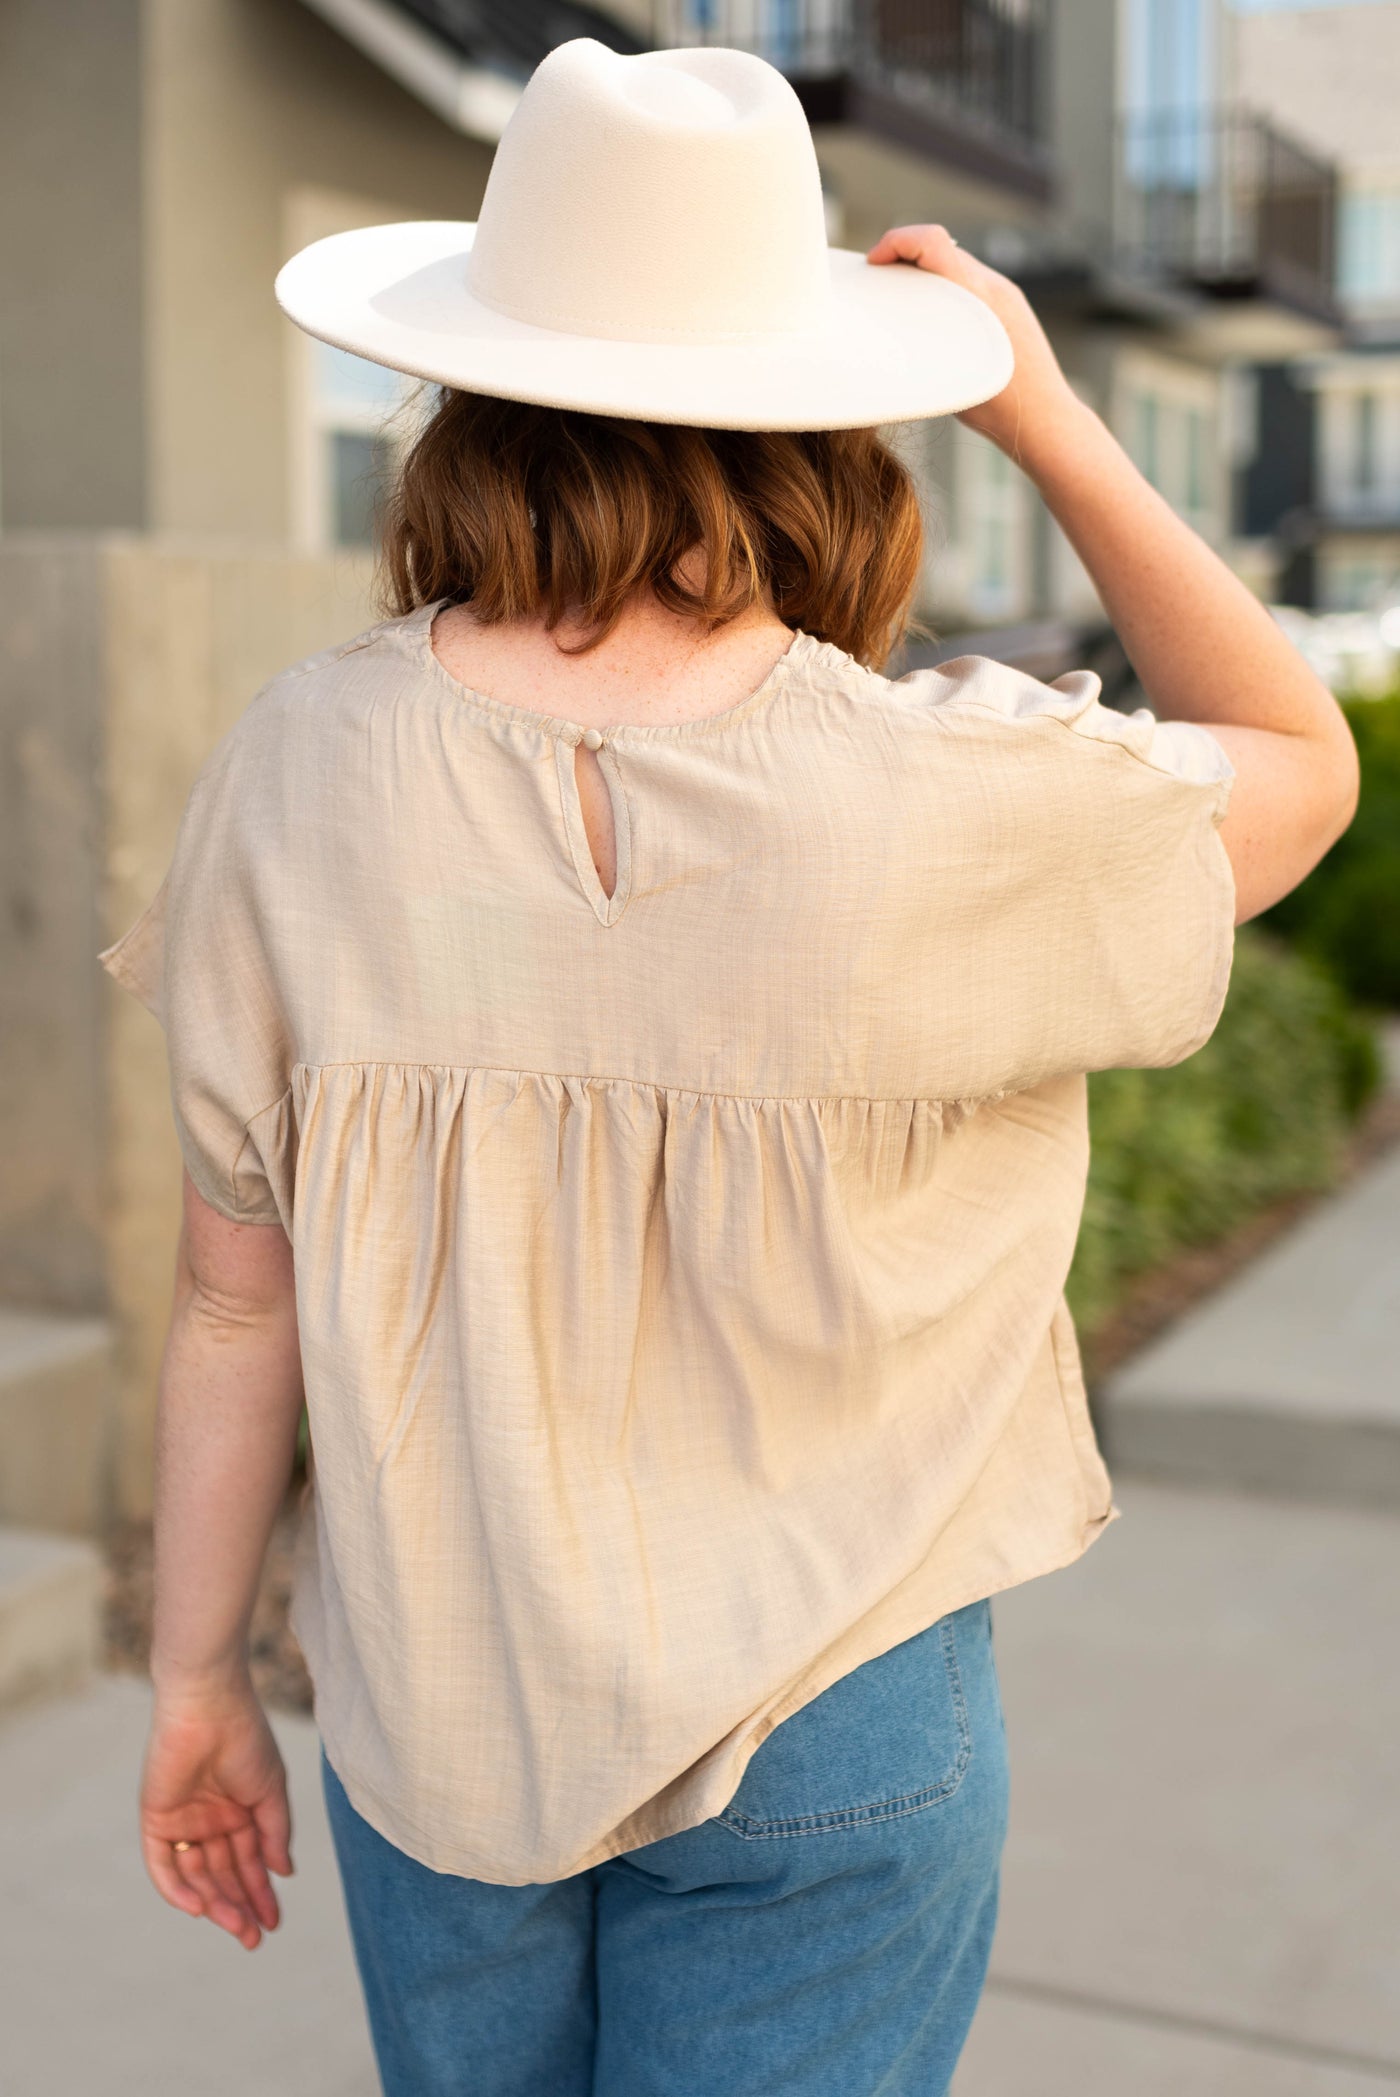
[100,1085,1400,1718]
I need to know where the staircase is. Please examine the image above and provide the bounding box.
[0,1306,110,1712]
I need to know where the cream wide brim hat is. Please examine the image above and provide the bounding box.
[275,39,1014,434]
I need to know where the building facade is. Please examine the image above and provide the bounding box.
[1232,0,1400,610]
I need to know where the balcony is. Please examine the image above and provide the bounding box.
[648,1,1054,201]
[1113,108,1339,325]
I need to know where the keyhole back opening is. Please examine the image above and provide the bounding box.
[573,743,616,902]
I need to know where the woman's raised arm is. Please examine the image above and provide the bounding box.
[868,225,1360,925]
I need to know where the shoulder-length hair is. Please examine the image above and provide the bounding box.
[377,388,924,669]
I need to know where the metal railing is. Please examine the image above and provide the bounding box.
[649,0,1049,146]
[1113,108,1337,316]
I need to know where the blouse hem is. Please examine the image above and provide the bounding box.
[308,1499,1120,1888]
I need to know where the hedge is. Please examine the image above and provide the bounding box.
[1259,690,1400,1010]
[1066,924,1383,1337]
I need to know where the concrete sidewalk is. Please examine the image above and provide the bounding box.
[0,1675,377,2096]
[954,1479,1400,2095]
[1098,1024,1400,1510]
[1099,1144,1400,1507]
[5,1476,1398,2093]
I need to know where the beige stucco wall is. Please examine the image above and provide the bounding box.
[0,541,109,1307]
[1230,0,1400,175]
[143,0,493,541]
[0,0,146,529]
[0,533,374,1522]
[0,0,495,540]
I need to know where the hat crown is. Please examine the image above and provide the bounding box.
[467,40,833,346]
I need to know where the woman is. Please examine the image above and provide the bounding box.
[98,39,1357,2097]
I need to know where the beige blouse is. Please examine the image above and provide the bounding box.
[97,599,1236,1885]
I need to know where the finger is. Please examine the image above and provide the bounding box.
[142,1834,205,1919]
[868,226,1000,303]
[171,1840,250,1938]
[202,1830,261,1940]
[867,224,960,269]
[253,1783,294,1878]
[230,1820,281,1931]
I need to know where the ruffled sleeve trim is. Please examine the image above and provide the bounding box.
[922,656,1237,825]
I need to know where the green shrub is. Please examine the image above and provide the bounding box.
[1067,925,1383,1336]
[1260,691,1400,1008]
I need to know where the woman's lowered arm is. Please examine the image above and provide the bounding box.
[137,1170,303,1950]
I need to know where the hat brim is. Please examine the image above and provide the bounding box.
[274,222,1013,432]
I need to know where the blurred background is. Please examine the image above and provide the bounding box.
[1,2,1397,2091]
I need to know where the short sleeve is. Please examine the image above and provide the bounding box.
[924,656,1238,1080]
[97,746,294,1227]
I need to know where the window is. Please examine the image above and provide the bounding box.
[1047,509,1102,621]
[960,432,1030,622]
[1184,406,1207,516]
[1118,361,1218,541]
[1222,368,1258,472]
[672,0,807,67]
[327,431,387,549]
[1316,378,1400,520]
[1124,0,1214,118]
[1355,392,1378,499]
[1122,0,1218,187]
[1339,188,1400,311]
[309,341,419,550]
[1131,394,1160,488]
[1320,550,1399,613]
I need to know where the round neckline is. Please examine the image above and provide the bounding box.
[410,597,814,744]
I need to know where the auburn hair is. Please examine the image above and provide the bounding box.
[376,389,925,669]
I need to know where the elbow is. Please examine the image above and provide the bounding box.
[1324,716,1362,845]
[181,1279,288,1343]
[174,1232,296,1337]
[176,1170,296,1322]
[1299,682,1361,849]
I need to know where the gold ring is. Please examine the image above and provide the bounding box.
[172,1839,193,1852]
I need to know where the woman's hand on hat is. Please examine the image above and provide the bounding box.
[139,1670,295,1950]
[867,225,1082,465]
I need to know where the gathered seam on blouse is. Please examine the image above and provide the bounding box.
[290,1057,1016,1114]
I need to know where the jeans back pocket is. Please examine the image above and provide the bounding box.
[714,1602,981,1839]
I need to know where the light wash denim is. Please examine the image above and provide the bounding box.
[320,1596,1008,2096]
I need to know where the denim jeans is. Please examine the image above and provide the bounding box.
[321,1597,1008,2097]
